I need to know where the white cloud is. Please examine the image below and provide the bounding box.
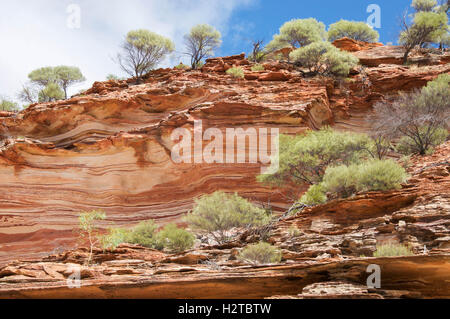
[0,0,254,103]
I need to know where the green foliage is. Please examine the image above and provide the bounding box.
[77,210,106,265]
[238,242,282,265]
[226,66,245,79]
[126,220,158,248]
[289,41,359,77]
[100,228,130,250]
[328,20,380,42]
[373,242,414,257]
[320,160,407,198]
[372,74,449,155]
[28,66,85,100]
[251,64,265,72]
[412,0,437,12]
[53,66,86,98]
[396,126,448,155]
[266,18,327,50]
[185,191,271,244]
[174,63,190,70]
[399,1,448,63]
[154,224,195,252]
[300,184,327,206]
[0,97,19,112]
[117,29,175,79]
[106,74,120,80]
[38,82,65,102]
[184,24,222,69]
[257,128,375,187]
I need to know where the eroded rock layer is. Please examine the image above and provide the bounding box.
[0,143,449,298]
[0,45,449,266]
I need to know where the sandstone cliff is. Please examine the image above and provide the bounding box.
[0,43,449,298]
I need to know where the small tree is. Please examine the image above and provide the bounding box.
[54,66,86,99]
[289,41,359,77]
[77,210,106,266]
[185,192,271,245]
[184,24,221,69]
[371,74,450,155]
[399,0,448,63]
[18,83,38,104]
[238,242,282,265]
[266,18,327,51]
[328,20,380,42]
[116,29,175,80]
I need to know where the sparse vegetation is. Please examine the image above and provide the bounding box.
[185,192,271,245]
[371,74,450,155]
[251,64,265,72]
[154,224,195,252]
[373,242,414,257]
[226,66,245,79]
[289,41,359,77]
[257,128,375,187]
[238,242,282,265]
[399,0,448,63]
[328,20,380,42]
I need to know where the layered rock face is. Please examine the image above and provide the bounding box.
[0,143,449,298]
[0,44,449,269]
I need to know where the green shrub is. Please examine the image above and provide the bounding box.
[396,126,448,155]
[300,184,327,206]
[257,128,374,187]
[126,220,158,248]
[185,192,271,244]
[251,64,265,72]
[373,242,414,257]
[328,20,380,42]
[289,41,359,77]
[154,224,195,253]
[321,159,407,198]
[174,63,190,70]
[238,242,282,265]
[226,67,244,79]
[100,228,130,250]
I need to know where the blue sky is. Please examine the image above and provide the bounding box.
[220,0,413,56]
[0,0,414,103]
